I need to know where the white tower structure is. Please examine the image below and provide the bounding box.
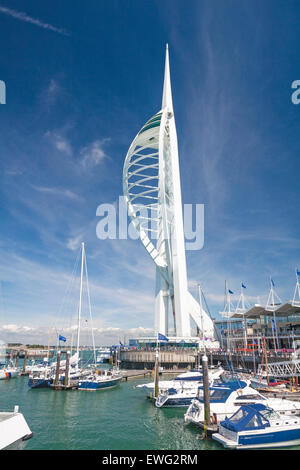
[123,45,214,339]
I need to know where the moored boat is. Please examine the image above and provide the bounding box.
[184,380,300,426]
[136,365,224,398]
[78,369,122,391]
[0,406,33,450]
[0,366,19,380]
[212,403,300,449]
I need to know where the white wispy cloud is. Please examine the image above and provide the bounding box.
[0,5,70,36]
[40,79,62,106]
[80,139,110,169]
[32,185,83,202]
[44,130,72,156]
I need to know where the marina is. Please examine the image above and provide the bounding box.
[0,0,299,455]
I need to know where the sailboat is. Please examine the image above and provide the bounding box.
[0,285,19,380]
[0,343,18,379]
[28,242,95,389]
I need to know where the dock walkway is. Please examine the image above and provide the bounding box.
[121,369,186,381]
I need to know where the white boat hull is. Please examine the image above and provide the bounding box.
[0,409,33,450]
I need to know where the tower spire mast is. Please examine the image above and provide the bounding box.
[123,45,215,341]
[162,44,174,112]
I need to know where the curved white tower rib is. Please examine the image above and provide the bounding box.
[123,45,214,338]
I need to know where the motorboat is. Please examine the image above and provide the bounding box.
[0,366,19,380]
[136,365,224,398]
[78,368,122,391]
[96,348,111,364]
[155,386,205,408]
[250,373,288,391]
[184,380,300,426]
[0,406,33,450]
[156,378,248,409]
[212,404,300,449]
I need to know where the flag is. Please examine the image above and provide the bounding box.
[158,333,169,342]
[271,278,275,287]
[297,270,300,276]
[271,318,276,332]
[242,283,246,289]
[59,335,66,342]
[228,289,234,294]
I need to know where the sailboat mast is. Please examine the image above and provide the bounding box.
[84,248,97,366]
[76,242,84,361]
[198,284,205,354]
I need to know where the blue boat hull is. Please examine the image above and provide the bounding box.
[158,397,195,408]
[238,428,300,448]
[28,378,53,389]
[78,377,122,391]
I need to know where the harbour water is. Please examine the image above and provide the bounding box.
[0,369,223,450]
[2,355,300,451]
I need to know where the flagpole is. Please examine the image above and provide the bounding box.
[241,283,248,351]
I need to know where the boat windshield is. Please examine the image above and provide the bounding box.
[198,389,231,403]
[235,394,265,401]
[259,408,281,420]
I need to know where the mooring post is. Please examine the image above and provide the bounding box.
[22,352,27,373]
[202,354,211,437]
[54,350,61,386]
[15,353,19,369]
[9,350,13,366]
[154,349,159,398]
[64,351,70,387]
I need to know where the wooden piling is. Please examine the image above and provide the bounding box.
[54,350,61,386]
[64,351,70,387]
[22,352,27,373]
[15,353,19,369]
[154,349,159,398]
[202,354,211,437]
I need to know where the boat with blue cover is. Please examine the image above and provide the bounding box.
[212,403,300,449]
[184,379,300,424]
[137,365,224,398]
[156,379,248,409]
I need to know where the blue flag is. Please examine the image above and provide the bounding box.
[228,289,234,294]
[297,270,300,276]
[271,278,275,287]
[271,319,276,332]
[158,333,169,342]
[242,283,246,289]
[59,335,66,342]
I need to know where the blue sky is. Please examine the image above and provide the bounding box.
[0,0,299,344]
